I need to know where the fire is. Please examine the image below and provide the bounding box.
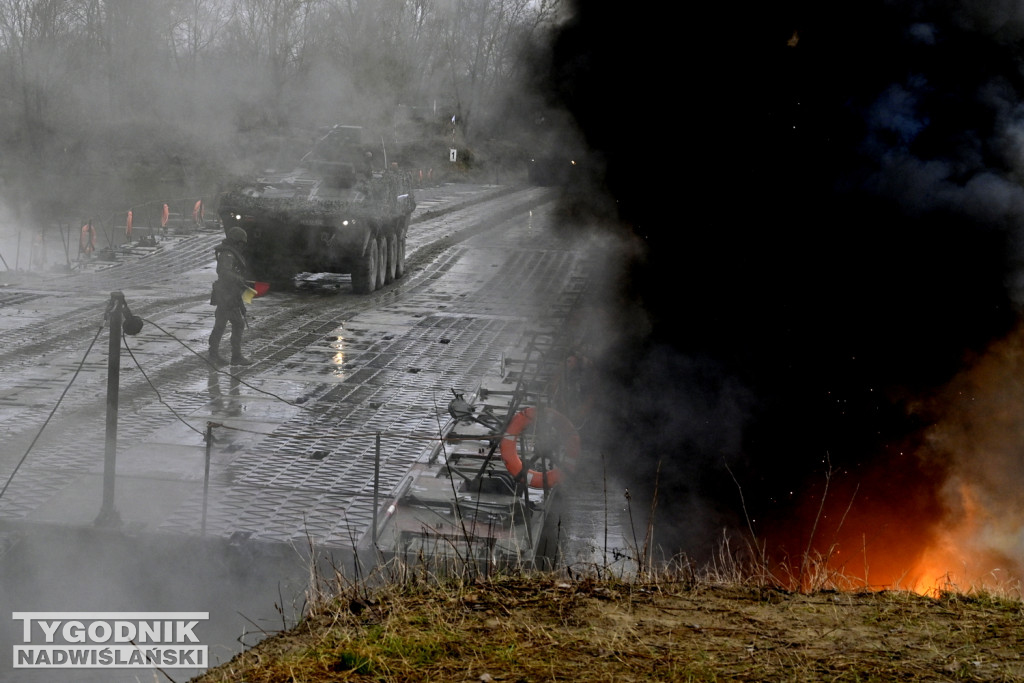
[768,475,1018,595]
[903,483,987,595]
[902,324,1024,595]
[764,322,1024,595]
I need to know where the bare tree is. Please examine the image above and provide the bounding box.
[218,0,326,125]
[0,0,566,212]
[432,0,562,140]
[0,0,79,155]
[168,0,230,76]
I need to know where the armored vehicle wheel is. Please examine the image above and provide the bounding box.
[383,235,397,284]
[375,237,387,290]
[394,234,406,278]
[352,237,379,294]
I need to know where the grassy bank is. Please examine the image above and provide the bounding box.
[190,562,1024,682]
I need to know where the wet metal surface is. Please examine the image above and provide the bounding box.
[0,183,627,681]
[0,185,583,552]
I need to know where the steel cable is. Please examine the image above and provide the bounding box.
[0,323,105,501]
[140,317,323,411]
[122,332,206,437]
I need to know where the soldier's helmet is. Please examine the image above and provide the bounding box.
[228,226,248,244]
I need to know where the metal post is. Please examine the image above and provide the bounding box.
[60,223,69,267]
[202,422,213,535]
[372,432,381,545]
[95,292,124,527]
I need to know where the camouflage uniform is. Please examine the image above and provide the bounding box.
[209,228,252,366]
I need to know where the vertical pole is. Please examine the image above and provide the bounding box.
[372,432,381,546]
[96,292,123,527]
[202,423,213,535]
[61,223,70,267]
[602,451,608,569]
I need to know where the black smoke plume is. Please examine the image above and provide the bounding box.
[543,1,1024,571]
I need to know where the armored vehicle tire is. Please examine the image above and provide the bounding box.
[352,237,379,294]
[383,235,397,284]
[395,234,406,278]
[375,238,387,289]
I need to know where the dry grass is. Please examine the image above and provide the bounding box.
[189,464,1024,682]
[189,554,1024,683]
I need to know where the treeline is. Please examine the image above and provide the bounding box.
[0,0,566,218]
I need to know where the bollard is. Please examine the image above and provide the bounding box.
[94,292,143,528]
[95,292,124,528]
[202,422,213,535]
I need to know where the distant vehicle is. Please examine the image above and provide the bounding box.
[217,125,416,293]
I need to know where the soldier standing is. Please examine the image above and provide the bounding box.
[209,226,253,366]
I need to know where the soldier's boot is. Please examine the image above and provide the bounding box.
[230,341,252,366]
[209,342,229,366]
[209,326,229,366]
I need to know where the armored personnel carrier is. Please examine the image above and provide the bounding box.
[217,125,416,293]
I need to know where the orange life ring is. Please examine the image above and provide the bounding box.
[80,224,95,254]
[500,407,580,488]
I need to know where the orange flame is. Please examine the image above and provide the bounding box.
[783,324,1024,595]
[763,321,1024,596]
